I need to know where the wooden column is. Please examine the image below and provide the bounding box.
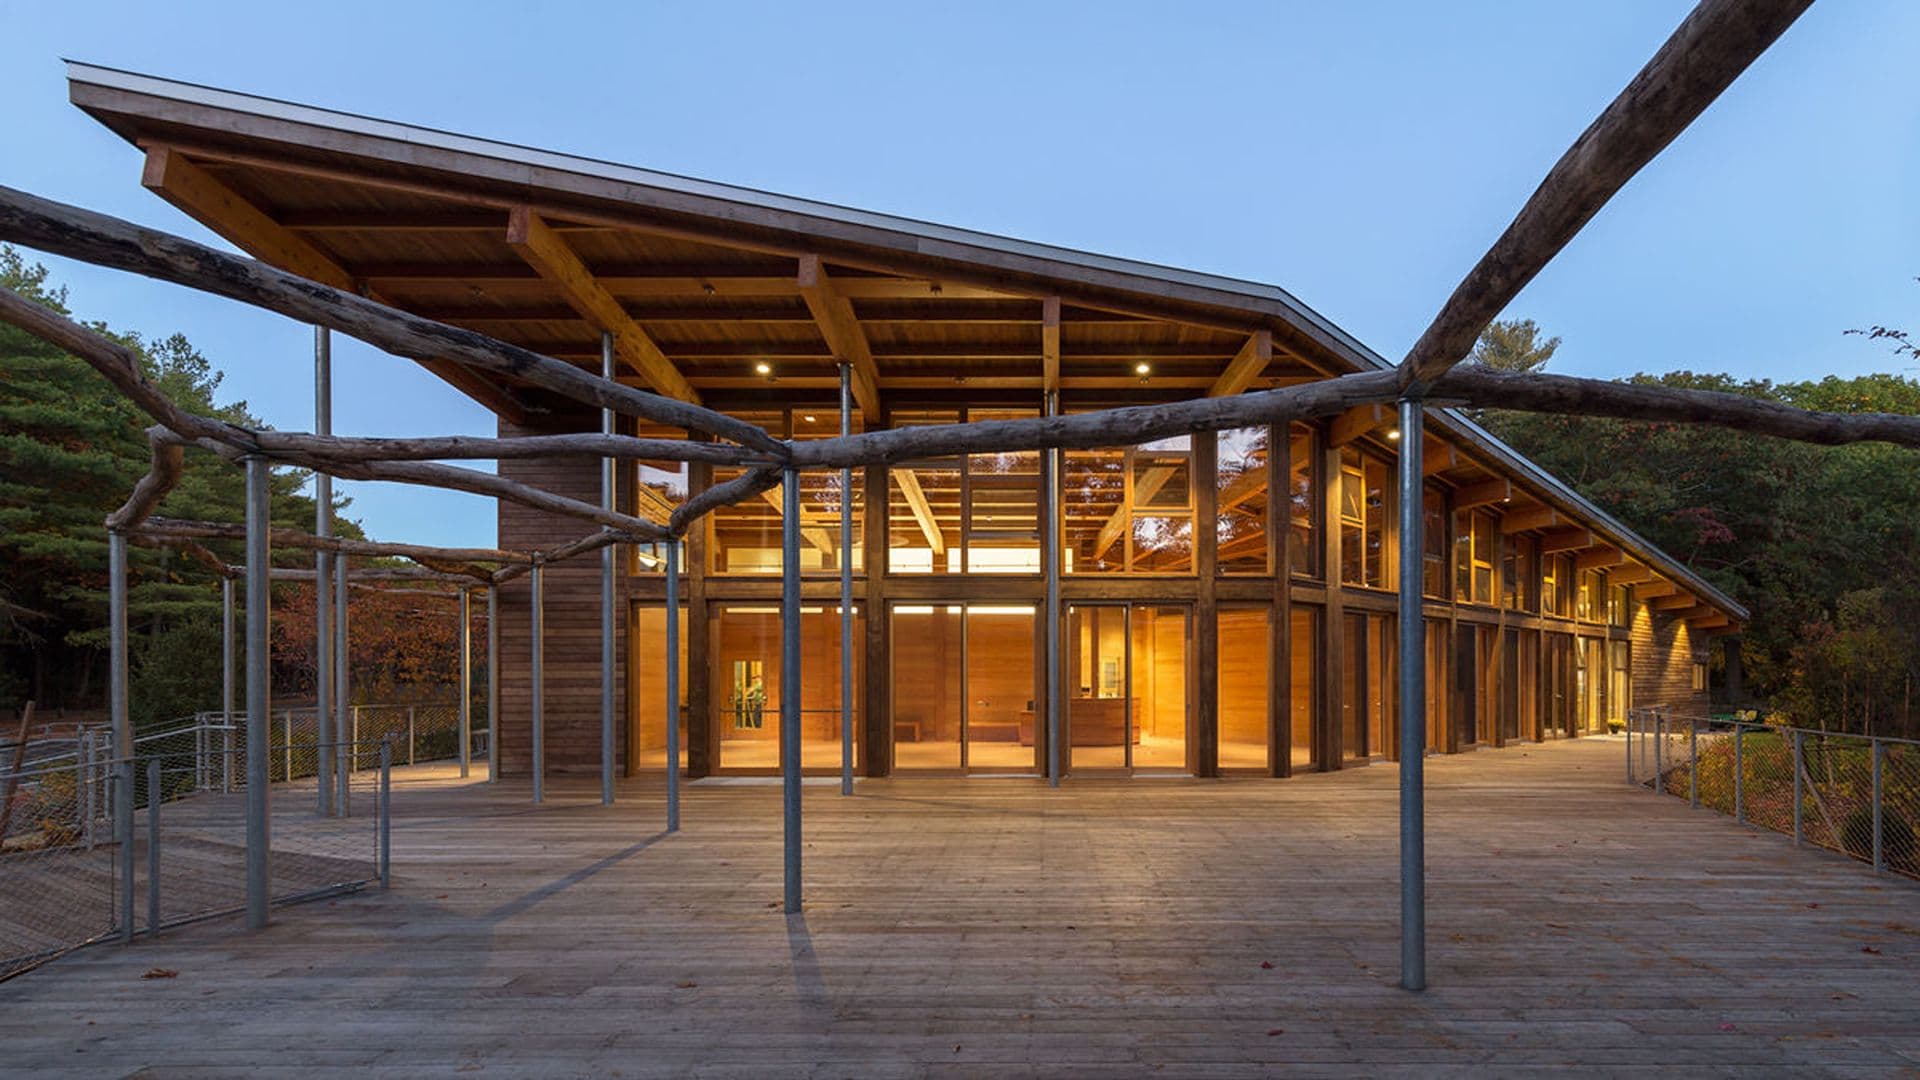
[862,462,888,777]
[686,458,714,778]
[1321,437,1346,770]
[1194,433,1219,778]
[1271,422,1292,778]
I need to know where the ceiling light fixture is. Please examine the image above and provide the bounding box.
[1386,428,1402,440]
[754,361,772,376]
[1134,361,1152,377]
[803,414,818,423]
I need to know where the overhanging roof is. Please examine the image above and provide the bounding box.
[62,60,1747,624]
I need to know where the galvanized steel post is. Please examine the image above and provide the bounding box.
[1734,723,1745,823]
[145,757,160,934]
[665,538,681,832]
[781,470,802,913]
[1791,729,1804,847]
[379,739,392,889]
[243,456,272,930]
[531,560,545,804]
[314,326,335,817]
[108,526,131,863]
[600,331,617,806]
[1394,399,1427,992]
[222,577,235,793]
[487,586,500,783]
[458,589,472,778]
[116,763,133,943]
[839,361,854,796]
[1871,739,1885,873]
[334,553,350,813]
[1689,720,1699,808]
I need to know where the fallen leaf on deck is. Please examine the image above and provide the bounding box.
[140,968,177,980]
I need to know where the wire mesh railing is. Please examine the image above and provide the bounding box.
[0,738,393,983]
[1626,708,1920,879]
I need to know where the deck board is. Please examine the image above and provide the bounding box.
[2,736,1918,1076]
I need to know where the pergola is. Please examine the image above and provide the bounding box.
[6,0,1892,991]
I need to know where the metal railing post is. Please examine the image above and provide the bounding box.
[351,706,361,771]
[1733,723,1745,824]
[1871,739,1885,873]
[407,706,416,767]
[146,758,161,935]
[1653,709,1664,792]
[117,762,134,943]
[80,730,95,849]
[1689,719,1699,808]
[282,711,293,782]
[379,739,392,889]
[1625,710,1634,784]
[222,723,233,795]
[1791,729,1805,847]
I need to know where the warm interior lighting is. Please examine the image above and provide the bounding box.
[803,414,817,423]
[754,361,772,375]
[1386,428,1401,440]
[1134,361,1152,376]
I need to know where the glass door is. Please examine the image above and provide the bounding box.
[890,603,1039,772]
[1066,604,1191,773]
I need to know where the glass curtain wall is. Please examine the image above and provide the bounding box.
[1341,612,1396,762]
[1218,607,1270,769]
[629,604,689,772]
[1291,606,1318,770]
[1216,427,1272,575]
[890,604,1039,771]
[712,604,863,771]
[1066,604,1190,771]
[888,408,1039,574]
[1063,437,1194,574]
[710,409,863,575]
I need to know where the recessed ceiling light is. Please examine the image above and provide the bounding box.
[1134,361,1152,376]
[1386,429,1402,440]
[803,414,818,423]
[754,361,772,376]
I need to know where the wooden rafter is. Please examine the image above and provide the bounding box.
[506,206,699,403]
[1208,330,1273,398]
[794,255,882,422]
[1498,505,1561,534]
[1422,440,1461,477]
[1328,403,1392,449]
[891,468,945,555]
[1575,546,1625,572]
[1610,563,1657,585]
[1093,466,1176,559]
[140,146,530,422]
[1539,527,1592,553]
[1648,593,1699,612]
[1636,580,1679,600]
[757,487,836,555]
[1042,296,1061,397]
[1454,478,1512,511]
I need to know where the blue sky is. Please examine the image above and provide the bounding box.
[3,1,1914,548]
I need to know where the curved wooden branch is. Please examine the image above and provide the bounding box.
[137,516,529,570]
[105,432,183,530]
[0,187,789,456]
[1434,368,1920,449]
[249,430,776,467]
[126,531,234,579]
[671,466,784,536]
[1399,0,1812,392]
[490,529,625,584]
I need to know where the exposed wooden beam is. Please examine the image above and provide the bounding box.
[891,468,945,555]
[1540,527,1593,553]
[506,206,700,403]
[1648,593,1699,612]
[1422,441,1461,477]
[1218,465,1266,513]
[1690,613,1732,630]
[1576,546,1625,572]
[1676,604,1721,621]
[1609,563,1657,585]
[1635,580,1679,600]
[795,255,882,422]
[1498,505,1561,534]
[1092,467,1175,559]
[1454,478,1512,511]
[757,487,836,555]
[1328,403,1392,449]
[140,146,529,422]
[1042,296,1061,397]
[1208,330,1272,398]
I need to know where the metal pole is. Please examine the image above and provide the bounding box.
[145,757,161,934]
[314,325,334,817]
[601,331,617,807]
[1654,709,1664,790]
[665,539,681,832]
[379,739,392,889]
[1871,740,1885,873]
[1394,399,1427,992]
[334,554,350,813]
[407,706,416,767]
[243,456,272,930]
[222,578,234,794]
[1044,389,1062,788]
[1734,723,1745,823]
[839,362,854,796]
[487,586,500,784]
[116,763,134,943]
[1625,710,1635,784]
[1791,729,1804,847]
[1689,720,1699,808]
[458,589,472,778]
[531,560,545,804]
[781,469,802,913]
[283,712,292,783]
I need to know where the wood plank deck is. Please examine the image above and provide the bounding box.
[2,736,1917,1077]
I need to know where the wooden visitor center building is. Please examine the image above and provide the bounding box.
[71,64,1745,780]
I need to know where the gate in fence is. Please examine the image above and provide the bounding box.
[1626,707,1920,879]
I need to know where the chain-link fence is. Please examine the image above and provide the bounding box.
[1627,708,1920,880]
[1,737,392,983]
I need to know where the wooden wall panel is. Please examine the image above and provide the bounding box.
[1630,604,1708,716]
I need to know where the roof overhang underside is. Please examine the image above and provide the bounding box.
[61,61,1748,626]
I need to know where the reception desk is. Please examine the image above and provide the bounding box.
[1019,697,1137,746]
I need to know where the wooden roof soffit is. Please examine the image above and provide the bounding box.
[1453,478,1511,511]
[794,255,882,422]
[1041,296,1061,397]
[1327,403,1393,449]
[1575,545,1625,572]
[1422,440,1461,477]
[1539,527,1592,554]
[1635,579,1679,600]
[140,145,529,422]
[1690,613,1732,631]
[1498,504,1561,535]
[1676,604,1721,621]
[505,206,699,403]
[1207,330,1273,398]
